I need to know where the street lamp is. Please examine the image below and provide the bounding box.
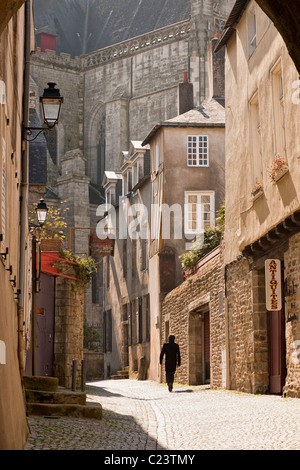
[31,198,48,376]
[24,82,64,141]
[40,82,64,128]
[35,198,48,226]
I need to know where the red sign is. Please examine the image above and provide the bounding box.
[265,259,282,311]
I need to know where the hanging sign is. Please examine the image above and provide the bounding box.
[265,259,282,311]
[89,232,115,257]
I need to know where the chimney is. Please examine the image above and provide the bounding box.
[178,72,194,115]
[35,27,57,53]
[208,37,225,99]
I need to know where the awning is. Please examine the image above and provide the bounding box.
[41,252,79,280]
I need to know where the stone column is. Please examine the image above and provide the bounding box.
[54,261,85,389]
[56,148,91,254]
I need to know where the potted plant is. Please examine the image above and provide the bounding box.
[268,155,289,183]
[251,180,264,200]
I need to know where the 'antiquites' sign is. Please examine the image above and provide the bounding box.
[265,259,282,311]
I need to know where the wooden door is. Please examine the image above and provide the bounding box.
[204,311,210,383]
[36,273,55,376]
[269,309,286,394]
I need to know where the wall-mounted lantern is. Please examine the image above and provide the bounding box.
[24,82,63,142]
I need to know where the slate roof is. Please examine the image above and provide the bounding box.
[142,97,225,145]
[166,98,225,125]
[33,0,191,57]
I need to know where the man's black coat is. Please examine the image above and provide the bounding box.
[160,335,181,376]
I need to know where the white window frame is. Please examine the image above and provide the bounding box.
[270,57,287,161]
[122,168,132,195]
[184,191,215,235]
[187,135,209,167]
[249,91,263,188]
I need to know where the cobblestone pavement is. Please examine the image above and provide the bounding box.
[24,379,300,451]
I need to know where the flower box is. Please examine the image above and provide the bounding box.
[268,155,289,184]
[251,183,264,201]
[40,238,63,252]
[273,166,289,182]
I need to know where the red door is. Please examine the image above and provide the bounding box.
[204,312,210,383]
[36,273,55,376]
[269,309,286,394]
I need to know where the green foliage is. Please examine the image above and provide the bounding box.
[84,323,101,350]
[180,202,225,270]
[30,200,69,240]
[60,248,97,283]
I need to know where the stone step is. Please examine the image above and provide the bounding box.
[26,401,102,420]
[110,367,129,380]
[23,375,102,420]
[23,375,59,392]
[25,388,86,406]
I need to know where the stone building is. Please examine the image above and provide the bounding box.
[28,0,234,379]
[142,60,225,381]
[101,141,151,379]
[0,0,34,450]
[215,0,300,396]
[161,247,226,387]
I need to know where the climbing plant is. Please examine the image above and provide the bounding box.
[180,201,225,270]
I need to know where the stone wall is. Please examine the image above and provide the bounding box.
[161,248,226,387]
[226,231,300,397]
[225,257,264,393]
[83,350,104,381]
[283,232,300,398]
[54,263,85,389]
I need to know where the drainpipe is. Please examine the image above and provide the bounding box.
[127,57,133,149]
[18,0,31,379]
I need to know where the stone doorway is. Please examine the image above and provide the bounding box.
[188,306,210,385]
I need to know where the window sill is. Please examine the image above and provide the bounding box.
[273,167,289,183]
[251,187,264,202]
[187,164,209,168]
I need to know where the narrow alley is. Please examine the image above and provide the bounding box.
[25,379,300,451]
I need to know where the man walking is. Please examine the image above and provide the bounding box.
[160,335,181,392]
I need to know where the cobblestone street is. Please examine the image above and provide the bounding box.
[24,379,300,451]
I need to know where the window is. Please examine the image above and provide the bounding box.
[122,169,132,195]
[104,310,112,353]
[247,6,257,57]
[271,59,287,160]
[185,191,215,235]
[132,161,138,187]
[140,237,148,271]
[144,294,150,342]
[138,297,143,344]
[155,143,159,172]
[187,136,209,167]
[249,92,263,187]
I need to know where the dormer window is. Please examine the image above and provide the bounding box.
[132,156,144,188]
[103,171,122,208]
[123,168,132,195]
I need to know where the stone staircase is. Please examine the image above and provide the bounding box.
[110,366,129,380]
[23,376,102,420]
